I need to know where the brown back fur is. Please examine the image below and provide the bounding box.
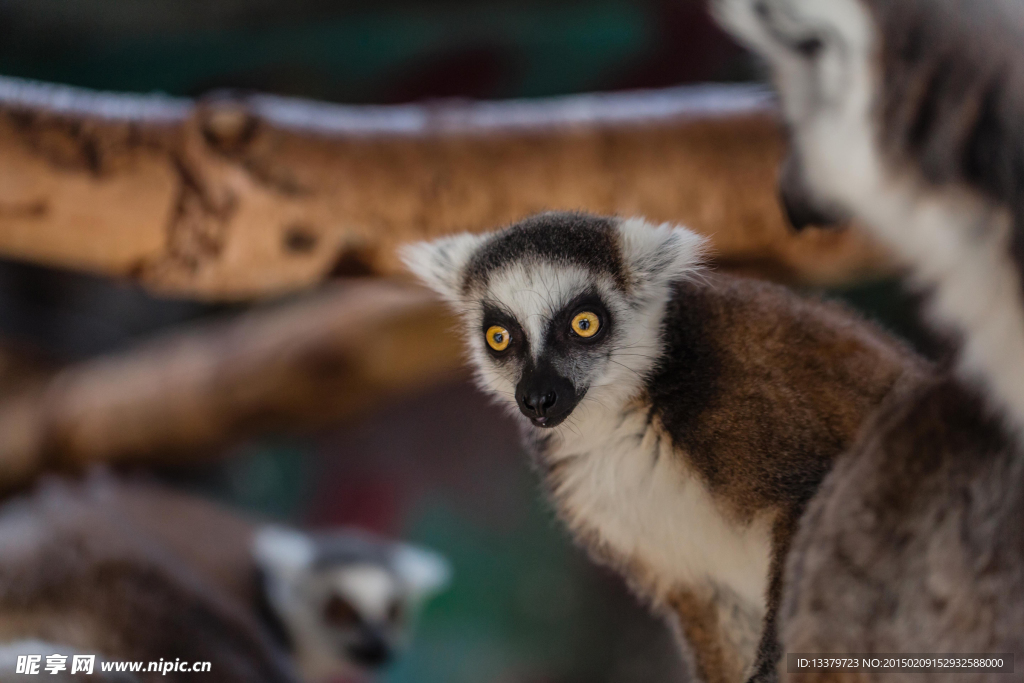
[0,475,296,683]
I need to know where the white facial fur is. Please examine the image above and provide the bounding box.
[402,217,707,423]
[716,0,1024,436]
[330,564,397,623]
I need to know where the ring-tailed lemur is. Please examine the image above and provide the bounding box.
[0,473,449,683]
[714,0,1024,435]
[714,1,1024,680]
[253,525,449,680]
[404,211,925,683]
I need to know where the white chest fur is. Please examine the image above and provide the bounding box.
[538,402,773,616]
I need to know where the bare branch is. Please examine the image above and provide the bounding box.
[0,280,466,488]
[0,77,893,300]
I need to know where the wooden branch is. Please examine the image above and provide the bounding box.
[0,280,465,489]
[0,76,893,300]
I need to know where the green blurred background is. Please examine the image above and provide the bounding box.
[0,2,938,682]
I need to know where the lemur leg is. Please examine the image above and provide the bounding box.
[746,507,804,683]
[666,584,761,683]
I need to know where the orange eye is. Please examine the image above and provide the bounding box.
[486,325,511,351]
[570,312,600,338]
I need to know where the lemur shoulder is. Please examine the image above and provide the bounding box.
[405,212,927,683]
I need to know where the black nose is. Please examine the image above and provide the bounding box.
[347,638,392,667]
[515,366,578,428]
[522,389,557,416]
[778,149,849,231]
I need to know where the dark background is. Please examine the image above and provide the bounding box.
[0,0,753,103]
[0,2,935,682]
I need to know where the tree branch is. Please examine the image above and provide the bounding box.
[0,280,466,489]
[0,77,893,300]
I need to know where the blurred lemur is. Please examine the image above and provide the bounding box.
[714,0,1024,680]
[0,473,449,683]
[405,212,926,683]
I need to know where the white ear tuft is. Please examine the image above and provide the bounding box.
[393,544,452,601]
[400,232,488,302]
[253,525,316,580]
[616,217,707,287]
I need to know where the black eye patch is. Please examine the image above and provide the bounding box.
[792,34,823,58]
[547,291,611,347]
[753,1,825,60]
[323,594,362,627]
[481,303,527,360]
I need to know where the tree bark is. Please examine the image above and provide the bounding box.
[0,76,892,300]
[0,280,466,489]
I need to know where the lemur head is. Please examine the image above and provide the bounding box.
[713,0,1024,235]
[715,0,1024,433]
[403,212,705,428]
[711,0,877,232]
[253,526,450,681]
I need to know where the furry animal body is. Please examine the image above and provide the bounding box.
[782,375,1024,683]
[715,0,1024,436]
[0,475,297,683]
[714,0,1024,679]
[0,473,448,683]
[405,212,924,683]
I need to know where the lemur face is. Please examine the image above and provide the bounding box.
[712,0,876,231]
[299,562,401,668]
[717,0,1024,437]
[254,527,450,681]
[404,213,705,429]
